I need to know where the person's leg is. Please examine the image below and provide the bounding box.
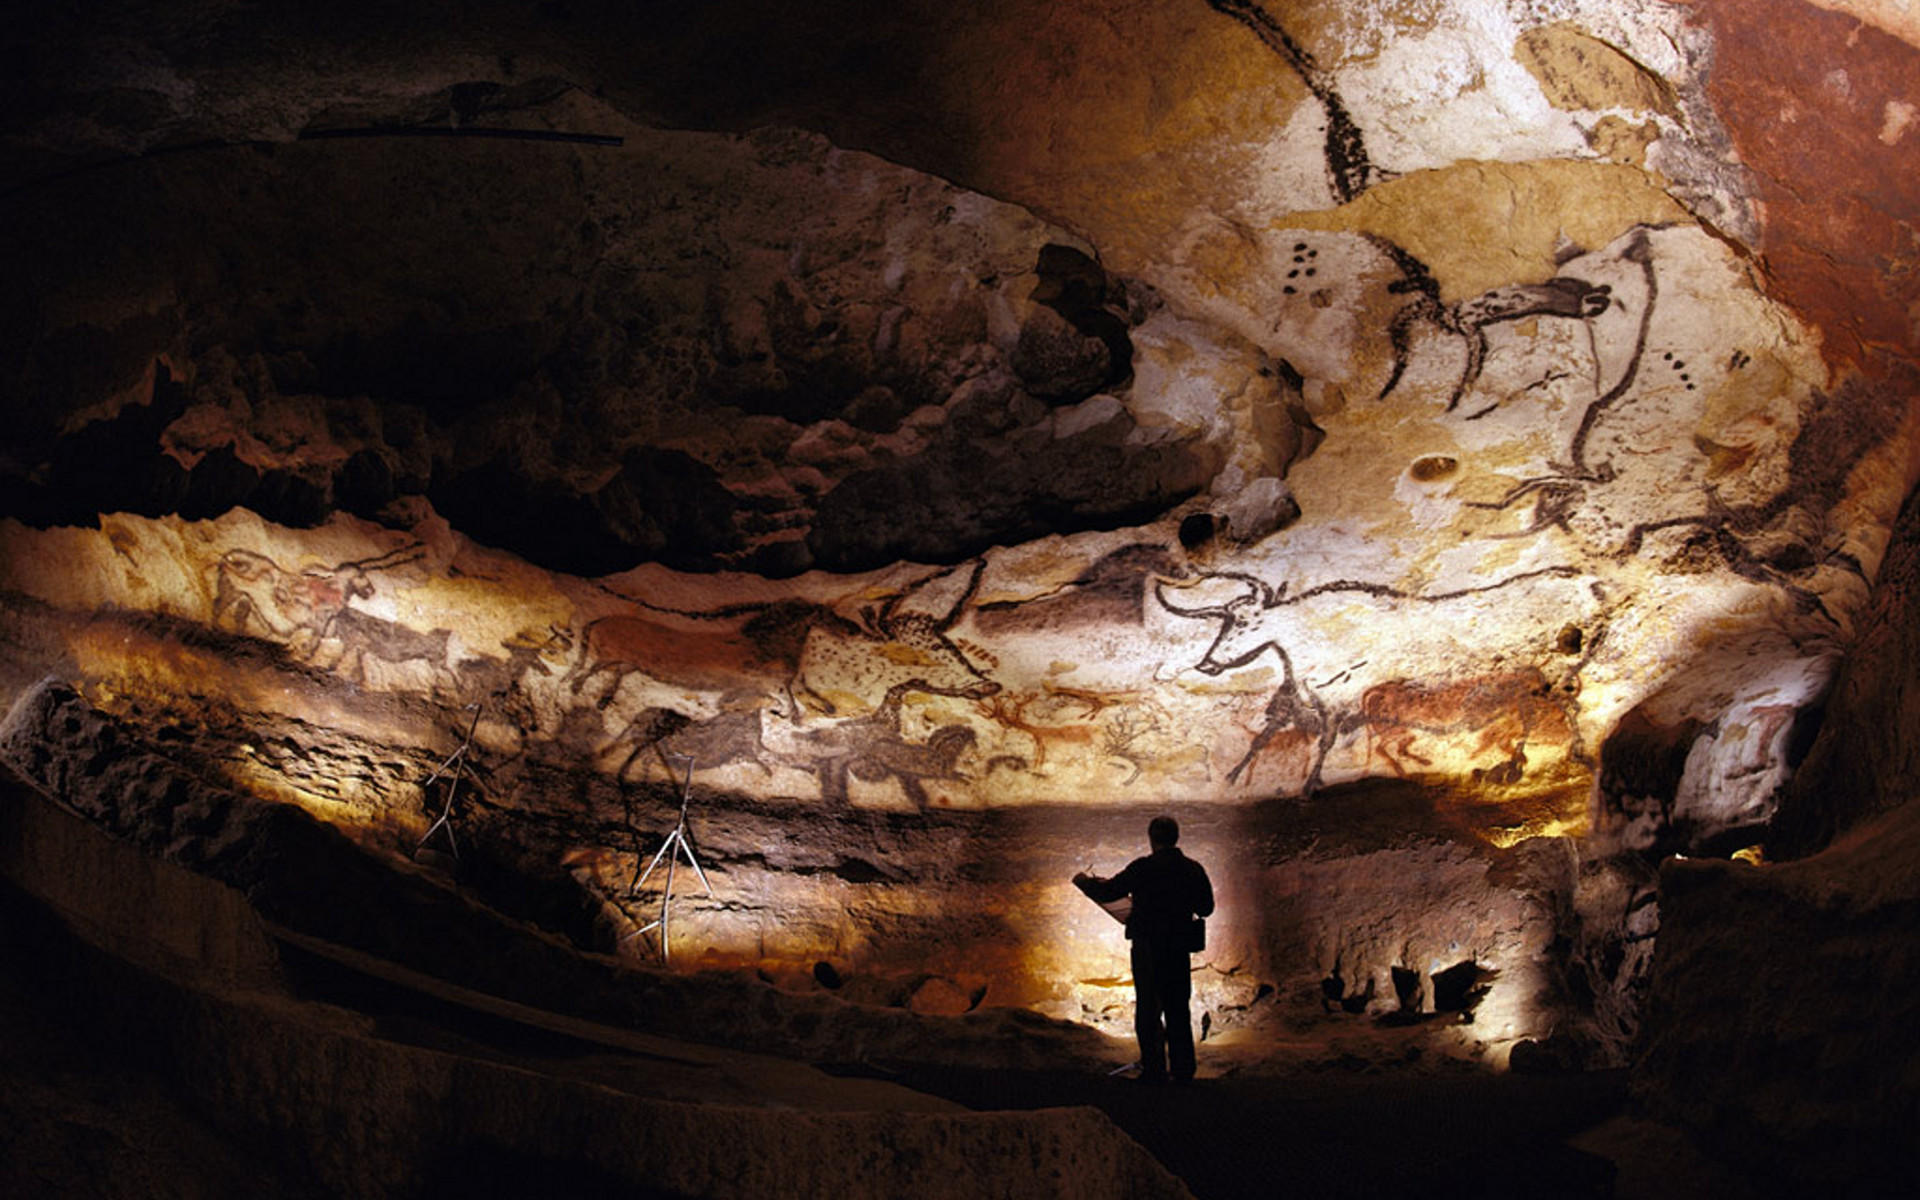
[1160,943,1197,1081]
[1131,940,1167,1080]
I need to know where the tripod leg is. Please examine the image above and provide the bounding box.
[413,744,469,862]
[630,834,674,897]
[677,832,716,898]
[660,834,679,964]
[414,803,456,859]
[441,755,466,861]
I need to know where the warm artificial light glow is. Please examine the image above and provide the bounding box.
[221,750,371,826]
[1481,814,1588,850]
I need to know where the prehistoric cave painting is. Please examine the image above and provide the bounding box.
[562,563,1005,809]
[970,544,1182,636]
[534,560,1006,810]
[1205,0,1380,204]
[208,542,544,699]
[1539,229,1658,485]
[464,624,577,736]
[316,608,462,694]
[209,543,423,661]
[980,687,1111,773]
[562,607,786,711]
[1158,566,1600,793]
[784,680,985,809]
[1100,699,1213,786]
[1359,668,1582,784]
[595,679,987,811]
[791,558,1001,717]
[1432,225,1841,603]
[560,560,999,730]
[211,548,361,653]
[975,687,1208,786]
[603,706,779,785]
[1375,235,1621,415]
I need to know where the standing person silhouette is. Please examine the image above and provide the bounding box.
[1074,816,1215,1085]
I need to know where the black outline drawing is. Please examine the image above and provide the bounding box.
[209,543,424,659]
[785,679,988,810]
[1205,0,1380,203]
[1451,227,1837,607]
[1157,566,1593,793]
[1375,235,1619,415]
[790,558,1001,717]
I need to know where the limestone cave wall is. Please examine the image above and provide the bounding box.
[1628,422,1920,1195]
[4,3,1920,1180]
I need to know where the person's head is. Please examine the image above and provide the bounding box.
[1148,815,1179,849]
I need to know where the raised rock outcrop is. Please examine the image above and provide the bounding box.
[0,754,1193,1200]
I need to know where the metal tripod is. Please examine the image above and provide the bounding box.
[414,702,481,862]
[621,753,714,963]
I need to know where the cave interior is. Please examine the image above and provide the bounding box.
[5,2,1920,1198]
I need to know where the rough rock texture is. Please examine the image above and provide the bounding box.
[0,760,1193,1200]
[3,98,1246,577]
[6,5,1908,832]
[1686,0,1920,371]
[1636,802,1920,1197]
[0,675,1587,1062]
[1773,478,1920,856]
[5,4,1920,1184]
[1624,430,1920,1194]
[0,679,1121,1068]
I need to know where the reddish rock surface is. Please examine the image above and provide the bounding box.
[1685,0,1920,367]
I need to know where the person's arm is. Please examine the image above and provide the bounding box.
[1074,861,1134,904]
[1191,861,1215,919]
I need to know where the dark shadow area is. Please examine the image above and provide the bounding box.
[411,1144,694,1200]
[888,1060,1626,1200]
[0,880,329,1199]
[1432,959,1491,1016]
[3,857,1628,1200]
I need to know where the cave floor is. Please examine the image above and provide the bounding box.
[1,874,1761,1200]
[890,1060,1759,1200]
[903,1062,1619,1198]
[0,757,1761,1200]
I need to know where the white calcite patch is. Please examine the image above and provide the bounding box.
[1337,12,1592,172]
[1881,97,1918,144]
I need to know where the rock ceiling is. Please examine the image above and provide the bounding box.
[4,0,1920,1056]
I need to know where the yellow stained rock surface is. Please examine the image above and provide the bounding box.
[1515,23,1683,119]
[1277,159,1694,301]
